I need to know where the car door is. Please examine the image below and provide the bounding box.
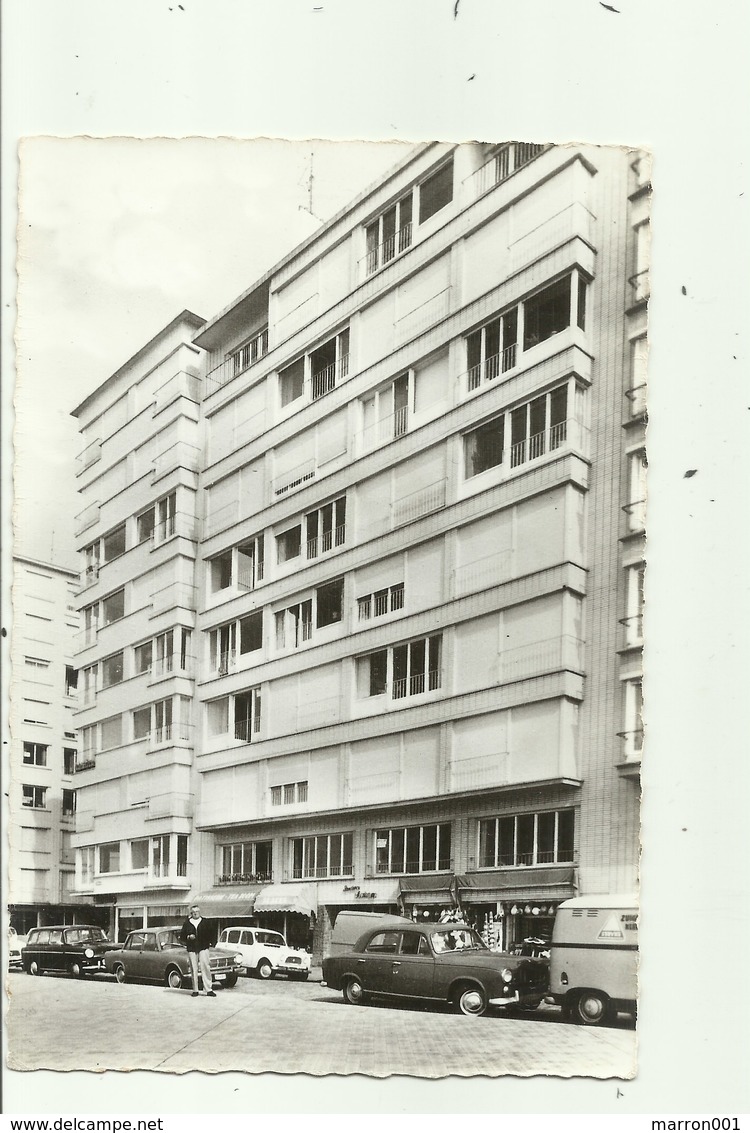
[238,930,256,969]
[358,930,402,994]
[124,932,147,979]
[47,929,65,971]
[138,932,161,981]
[390,930,435,999]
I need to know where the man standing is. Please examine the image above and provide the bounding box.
[179,904,217,997]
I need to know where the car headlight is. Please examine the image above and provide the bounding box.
[234,954,244,965]
[501,968,513,983]
[84,948,95,959]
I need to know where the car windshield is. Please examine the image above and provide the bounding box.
[158,930,184,949]
[430,928,488,954]
[65,928,107,943]
[255,931,284,946]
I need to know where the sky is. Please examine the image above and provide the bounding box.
[12,137,411,570]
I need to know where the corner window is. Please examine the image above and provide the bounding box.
[523,276,571,350]
[419,159,454,224]
[102,524,126,563]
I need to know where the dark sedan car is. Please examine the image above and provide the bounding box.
[104,927,243,989]
[22,925,115,978]
[322,920,549,1017]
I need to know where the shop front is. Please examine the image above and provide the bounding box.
[253,883,317,953]
[397,875,457,924]
[113,898,191,942]
[455,866,576,951]
[318,878,401,960]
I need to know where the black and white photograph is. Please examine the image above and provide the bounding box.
[2,0,749,1120]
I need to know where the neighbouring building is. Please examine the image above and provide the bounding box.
[70,141,648,958]
[9,556,86,932]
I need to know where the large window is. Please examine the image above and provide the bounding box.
[22,785,47,809]
[524,276,572,349]
[101,652,124,688]
[316,579,344,628]
[419,158,454,223]
[234,688,262,741]
[478,809,575,868]
[280,357,305,407]
[23,742,48,767]
[305,496,346,559]
[276,525,302,565]
[239,611,263,654]
[209,550,233,592]
[463,384,570,479]
[358,582,404,622]
[375,823,452,874]
[365,193,413,275]
[464,416,504,478]
[99,842,121,873]
[291,832,352,879]
[357,634,442,700]
[102,588,125,626]
[271,780,308,807]
[466,308,518,388]
[102,524,126,563]
[219,840,272,883]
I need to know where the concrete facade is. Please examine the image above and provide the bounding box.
[70,142,648,958]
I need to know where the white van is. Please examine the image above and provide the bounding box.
[547,894,638,1025]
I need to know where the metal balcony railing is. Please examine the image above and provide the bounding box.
[74,756,97,773]
[625,382,647,418]
[150,653,193,678]
[311,353,349,400]
[216,650,236,677]
[206,332,269,394]
[391,479,446,528]
[238,558,264,589]
[152,441,200,482]
[392,668,442,700]
[360,405,409,450]
[466,141,547,199]
[622,498,647,532]
[619,613,644,646]
[450,751,509,792]
[306,523,346,559]
[466,343,517,392]
[151,722,192,745]
[75,503,101,538]
[291,864,353,880]
[234,716,261,743]
[364,222,413,275]
[453,549,512,596]
[499,634,584,681]
[375,860,452,876]
[153,369,201,411]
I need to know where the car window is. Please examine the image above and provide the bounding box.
[240,931,254,945]
[159,929,183,948]
[78,928,107,943]
[142,934,158,952]
[127,933,145,950]
[48,930,63,944]
[65,929,82,944]
[365,931,400,954]
[226,929,240,944]
[430,928,484,954]
[400,932,431,957]
[256,931,283,946]
[33,930,49,945]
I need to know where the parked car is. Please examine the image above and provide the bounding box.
[7,929,27,971]
[322,915,549,1017]
[104,926,243,989]
[22,924,115,978]
[217,926,312,981]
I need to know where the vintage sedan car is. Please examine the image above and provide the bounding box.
[322,919,549,1017]
[8,929,27,971]
[22,924,115,977]
[104,926,243,989]
[217,926,312,980]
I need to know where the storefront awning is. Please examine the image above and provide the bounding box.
[187,887,261,918]
[456,867,576,904]
[253,884,317,919]
[397,876,454,904]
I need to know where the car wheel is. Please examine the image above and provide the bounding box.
[166,967,184,990]
[69,961,83,978]
[256,959,274,980]
[29,960,42,977]
[223,973,238,988]
[343,976,366,1006]
[113,964,126,985]
[570,989,611,1026]
[453,983,488,1017]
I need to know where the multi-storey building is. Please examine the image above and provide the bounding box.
[9,556,82,932]
[70,312,205,939]
[70,142,648,957]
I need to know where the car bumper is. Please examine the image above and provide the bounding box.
[275,963,310,976]
[488,988,545,1007]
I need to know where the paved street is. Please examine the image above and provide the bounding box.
[6,969,636,1079]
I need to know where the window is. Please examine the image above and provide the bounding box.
[134,640,153,674]
[625,450,647,531]
[232,327,268,377]
[101,652,124,688]
[238,535,264,589]
[63,748,76,775]
[361,373,411,448]
[22,784,47,809]
[466,308,518,388]
[365,193,413,275]
[464,416,504,478]
[100,715,123,751]
[306,496,346,558]
[357,582,404,622]
[209,550,233,592]
[622,679,643,760]
[64,665,78,697]
[177,834,188,877]
[275,600,312,649]
[316,579,344,628]
[419,158,454,223]
[99,842,121,874]
[524,276,571,349]
[211,622,236,673]
[478,809,575,868]
[291,831,352,878]
[137,505,156,543]
[83,541,100,581]
[62,790,76,817]
[82,603,98,646]
[392,635,441,698]
[152,834,171,878]
[276,525,302,564]
[207,697,229,737]
[375,823,452,874]
[102,588,125,626]
[239,611,263,654]
[623,563,645,645]
[271,780,308,808]
[234,688,262,741]
[220,840,272,883]
[102,524,126,563]
[155,492,176,541]
[367,650,388,696]
[133,707,152,741]
[280,357,305,407]
[25,655,49,670]
[23,742,48,767]
[310,328,349,400]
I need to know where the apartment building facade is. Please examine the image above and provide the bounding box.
[70,142,647,956]
[9,557,82,932]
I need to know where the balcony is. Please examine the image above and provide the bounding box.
[306,523,346,559]
[75,502,101,538]
[150,653,194,679]
[392,668,442,700]
[273,457,316,498]
[311,353,349,401]
[150,511,198,545]
[234,717,262,743]
[77,563,100,592]
[150,722,192,746]
[74,755,97,773]
[499,634,584,682]
[465,141,547,200]
[74,622,99,650]
[449,751,510,792]
[153,369,201,412]
[453,549,512,597]
[364,222,413,276]
[152,441,200,483]
[150,581,198,615]
[206,332,269,394]
[392,479,447,528]
[622,498,646,534]
[360,406,409,451]
[238,558,264,590]
[76,439,102,474]
[465,344,518,393]
[619,613,644,649]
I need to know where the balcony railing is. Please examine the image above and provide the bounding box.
[499,634,584,682]
[296,694,341,730]
[150,653,193,678]
[291,864,353,880]
[76,439,102,473]
[273,457,316,498]
[450,751,510,792]
[150,722,192,745]
[75,623,99,650]
[453,549,512,596]
[216,650,236,677]
[238,558,264,590]
[617,729,644,759]
[392,669,441,700]
[153,369,201,411]
[149,512,197,546]
[392,479,446,528]
[306,523,346,559]
[374,860,452,876]
[74,755,97,773]
[215,872,273,887]
[622,498,647,533]
[206,334,269,394]
[364,221,413,275]
[346,771,393,803]
[619,613,644,646]
[234,716,262,743]
[466,344,517,392]
[75,502,101,538]
[395,287,451,342]
[466,141,547,199]
[150,581,198,615]
[311,353,349,400]
[78,563,100,591]
[360,405,409,450]
[152,441,201,482]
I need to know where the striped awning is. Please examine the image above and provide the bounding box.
[456,866,576,903]
[253,884,317,919]
[397,875,454,905]
[186,887,261,918]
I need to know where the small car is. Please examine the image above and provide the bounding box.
[104,926,243,989]
[217,926,312,981]
[322,916,549,1017]
[7,929,27,971]
[22,924,115,978]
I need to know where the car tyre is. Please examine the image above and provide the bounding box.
[113,964,126,985]
[166,967,184,990]
[29,960,42,977]
[69,961,85,978]
[570,989,612,1026]
[256,959,274,981]
[453,983,488,1017]
[223,973,238,988]
[343,976,366,1006]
